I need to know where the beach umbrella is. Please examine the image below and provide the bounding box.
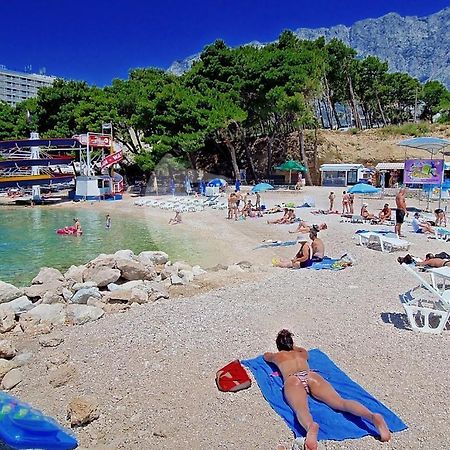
[398,137,450,155]
[207,178,227,187]
[251,183,274,193]
[348,183,380,194]
[275,160,307,183]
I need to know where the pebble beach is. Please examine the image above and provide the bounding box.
[1,187,449,449]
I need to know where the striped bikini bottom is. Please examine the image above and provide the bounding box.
[290,370,310,394]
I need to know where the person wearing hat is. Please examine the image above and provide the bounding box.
[360,203,375,220]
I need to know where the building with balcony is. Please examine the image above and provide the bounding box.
[0,67,56,106]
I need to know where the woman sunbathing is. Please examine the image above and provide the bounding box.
[360,204,375,220]
[289,222,327,234]
[264,330,391,450]
[398,253,450,268]
[267,208,289,224]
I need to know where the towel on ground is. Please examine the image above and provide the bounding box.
[307,257,347,270]
[255,240,299,249]
[242,349,407,441]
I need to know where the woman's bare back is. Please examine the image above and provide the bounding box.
[267,348,309,380]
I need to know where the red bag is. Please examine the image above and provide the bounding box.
[216,360,251,392]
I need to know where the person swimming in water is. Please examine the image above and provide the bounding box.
[105,214,112,229]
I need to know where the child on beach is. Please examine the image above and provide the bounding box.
[169,211,182,225]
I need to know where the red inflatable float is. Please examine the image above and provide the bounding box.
[56,226,82,235]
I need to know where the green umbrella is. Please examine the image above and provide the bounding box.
[274,160,307,183]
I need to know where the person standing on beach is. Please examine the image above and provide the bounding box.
[342,191,350,214]
[264,330,391,450]
[255,192,261,210]
[328,192,335,211]
[395,188,407,236]
[348,193,355,214]
[105,214,111,229]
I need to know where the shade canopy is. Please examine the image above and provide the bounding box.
[348,183,380,194]
[251,183,274,193]
[275,160,307,172]
[207,178,227,187]
[398,137,450,155]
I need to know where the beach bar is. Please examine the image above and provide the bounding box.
[319,163,365,187]
[375,162,404,188]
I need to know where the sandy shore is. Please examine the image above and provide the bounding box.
[4,187,450,449]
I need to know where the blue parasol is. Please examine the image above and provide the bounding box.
[251,183,274,193]
[348,183,380,194]
[207,178,227,187]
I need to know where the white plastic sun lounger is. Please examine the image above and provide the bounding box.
[400,264,450,334]
[358,232,410,252]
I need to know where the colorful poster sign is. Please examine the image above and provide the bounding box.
[404,159,444,184]
[88,134,111,147]
[101,150,123,169]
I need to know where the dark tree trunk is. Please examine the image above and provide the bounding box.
[298,129,313,186]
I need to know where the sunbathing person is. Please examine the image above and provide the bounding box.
[267,208,289,224]
[289,222,327,234]
[411,212,434,234]
[398,253,450,268]
[360,204,375,220]
[242,200,256,218]
[285,209,297,224]
[379,204,392,222]
[434,208,447,227]
[272,240,312,268]
[309,230,324,262]
[264,330,391,450]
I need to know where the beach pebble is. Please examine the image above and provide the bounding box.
[114,249,134,260]
[0,306,16,333]
[1,368,23,390]
[72,281,98,291]
[48,363,77,387]
[12,352,33,367]
[170,274,185,285]
[21,304,67,326]
[138,251,169,265]
[192,266,207,277]
[0,340,16,359]
[0,281,23,303]
[39,334,64,348]
[82,267,121,288]
[179,270,194,283]
[62,288,73,302]
[32,267,64,285]
[0,358,15,378]
[1,296,33,315]
[42,292,64,304]
[66,305,104,325]
[70,287,101,305]
[86,298,107,310]
[64,265,85,283]
[67,396,99,427]
[116,259,156,281]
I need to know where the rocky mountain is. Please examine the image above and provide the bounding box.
[168,7,450,87]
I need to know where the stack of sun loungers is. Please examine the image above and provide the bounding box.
[134,196,228,212]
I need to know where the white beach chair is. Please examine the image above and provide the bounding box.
[400,264,450,334]
[358,231,410,253]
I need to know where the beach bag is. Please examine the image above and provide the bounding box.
[216,360,251,392]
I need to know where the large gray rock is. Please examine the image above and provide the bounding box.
[0,340,16,359]
[64,265,85,283]
[70,287,101,305]
[21,304,66,326]
[138,251,169,265]
[0,306,16,333]
[66,305,104,325]
[24,280,65,299]
[0,358,15,379]
[170,274,185,285]
[2,296,34,315]
[179,269,194,283]
[0,281,23,303]
[87,254,116,270]
[173,261,192,272]
[114,249,134,260]
[72,281,98,291]
[42,292,64,304]
[115,258,156,281]
[109,280,145,291]
[142,281,169,302]
[192,265,207,277]
[82,267,121,288]
[103,288,148,304]
[11,351,33,367]
[1,368,23,390]
[32,267,64,285]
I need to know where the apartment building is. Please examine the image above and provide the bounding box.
[0,67,56,106]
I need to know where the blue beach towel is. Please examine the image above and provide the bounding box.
[255,240,299,249]
[307,257,342,270]
[242,350,407,441]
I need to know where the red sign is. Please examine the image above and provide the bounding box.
[101,150,123,169]
[88,134,112,147]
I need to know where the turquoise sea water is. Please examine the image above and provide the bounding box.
[0,207,203,286]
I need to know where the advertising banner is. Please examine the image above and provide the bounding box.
[101,150,123,169]
[404,159,444,184]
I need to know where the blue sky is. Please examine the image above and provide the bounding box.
[0,1,448,86]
